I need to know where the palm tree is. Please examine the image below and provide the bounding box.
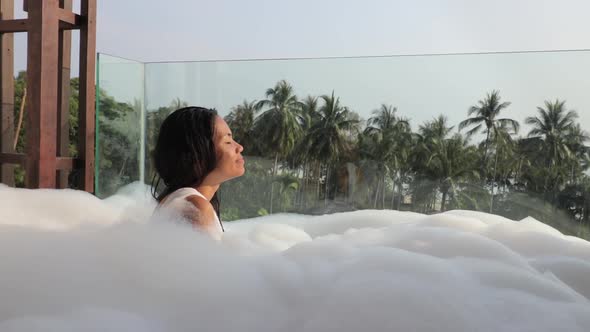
[255,80,303,159]
[525,99,578,194]
[565,124,590,184]
[413,115,454,212]
[255,80,303,213]
[459,90,519,173]
[427,134,480,211]
[364,104,411,208]
[291,95,320,208]
[305,92,359,205]
[487,124,516,212]
[224,100,260,155]
[225,100,257,140]
[290,96,320,168]
[299,96,320,132]
[419,115,454,143]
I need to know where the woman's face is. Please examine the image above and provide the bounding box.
[208,116,245,183]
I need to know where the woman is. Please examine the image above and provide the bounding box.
[151,106,245,239]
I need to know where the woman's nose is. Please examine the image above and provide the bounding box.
[237,142,244,152]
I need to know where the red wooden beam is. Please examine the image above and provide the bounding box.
[0,154,81,170]
[78,0,96,192]
[0,18,28,33]
[1,0,15,186]
[25,0,60,188]
[56,0,72,188]
[0,153,26,165]
[58,7,82,30]
[57,7,79,24]
[56,157,79,170]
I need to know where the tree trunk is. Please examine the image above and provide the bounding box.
[297,162,306,209]
[430,191,437,211]
[316,163,321,205]
[269,153,278,214]
[490,149,499,213]
[381,173,385,209]
[571,164,576,185]
[373,176,380,208]
[302,162,309,209]
[296,163,303,208]
[324,165,330,207]
[441,189,448,212]
[396,177,403,210]
[515,158,522,186]
[482,129,491,170]
[391,177,397,209]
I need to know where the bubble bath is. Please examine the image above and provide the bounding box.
[1,183,590,332]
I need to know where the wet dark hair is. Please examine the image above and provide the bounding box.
[151,106,221,220]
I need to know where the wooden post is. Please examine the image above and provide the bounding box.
[25,0,59,188]
[78,0,96,192]
[0,0,15,186]
[0,0,96,192]
[56,0,71,188]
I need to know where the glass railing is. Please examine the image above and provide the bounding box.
[95,53,145,198]
[96,50,590,239]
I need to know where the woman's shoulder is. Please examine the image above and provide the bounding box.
[181,192,221,239]
[184,193,214,215]
[171,187,204,199]
[155,187,222,239]
[160,187,204,205]
[162,187,215,219]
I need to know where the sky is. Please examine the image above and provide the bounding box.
[95,0,590,62]
[13,0,590,68]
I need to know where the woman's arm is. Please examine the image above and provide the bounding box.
[184,195,222,240]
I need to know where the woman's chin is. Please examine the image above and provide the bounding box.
[229,167,245,179]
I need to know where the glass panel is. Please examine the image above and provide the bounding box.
[95,53,145,198]
[104,50,590,239]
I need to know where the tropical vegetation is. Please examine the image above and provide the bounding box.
[9,74,590,239]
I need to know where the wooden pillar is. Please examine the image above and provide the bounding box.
[25,0,59,188]
[0,0,14,186]
[0,0,96,192]
[56,0,71,188]
[78,0,96,192]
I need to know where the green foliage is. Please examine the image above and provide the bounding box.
[224,100,262,156]
[220,207,240,221]
[217,157,274,220]
[68,78,80,157]
[216,85,590,239]
[96,95,141,197]
[13,71,27,154]
[254,80,303,159]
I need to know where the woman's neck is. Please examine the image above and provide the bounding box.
[194,183,219,201]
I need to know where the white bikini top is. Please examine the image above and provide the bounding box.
[158,187,224,236]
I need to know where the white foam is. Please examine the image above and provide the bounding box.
[1,183,590,331]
